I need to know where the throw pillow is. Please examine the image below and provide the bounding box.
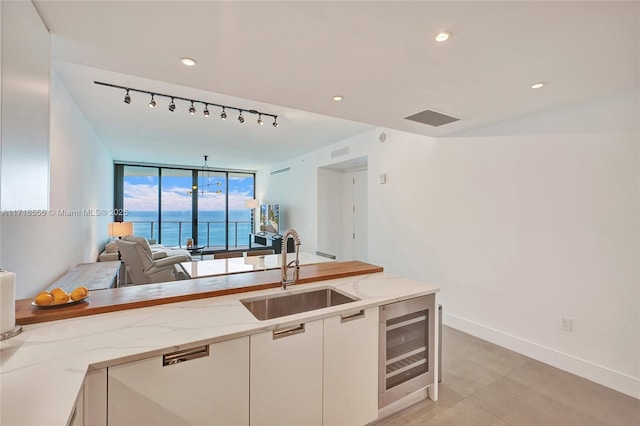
[105,240,118,253]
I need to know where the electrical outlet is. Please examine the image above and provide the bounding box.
[561,316,572,332]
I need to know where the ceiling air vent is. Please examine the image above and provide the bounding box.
[331,146,350,159]
[404,109,460,127]
[270,167,291,175]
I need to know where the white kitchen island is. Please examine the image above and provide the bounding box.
[0,272,439,426]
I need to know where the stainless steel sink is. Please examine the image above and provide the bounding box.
[241,287,359,321]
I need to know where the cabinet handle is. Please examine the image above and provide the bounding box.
[341,309,365,323]
[162,345,209,366]
[273,323,305,339]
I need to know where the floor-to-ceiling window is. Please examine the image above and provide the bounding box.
[160,168,193,247]
[121,166,160,241]
[117,164,255,250]
[228,172,255,248]
[197,170,227,249]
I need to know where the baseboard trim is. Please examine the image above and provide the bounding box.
[443,313,640,399]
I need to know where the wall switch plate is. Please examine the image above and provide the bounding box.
[561,316,572,332]
[380,173,387,184]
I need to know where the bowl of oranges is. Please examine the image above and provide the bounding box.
[32,286,90,308]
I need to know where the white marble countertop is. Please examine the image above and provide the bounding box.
[0,272,439,426]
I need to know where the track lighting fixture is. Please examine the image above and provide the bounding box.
[95,81,279,127]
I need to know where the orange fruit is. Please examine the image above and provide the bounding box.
[50,287,65,295]
[75,286,88,295]
[52,291,70,304]
[70,288,87,301]
[34,293,53,306]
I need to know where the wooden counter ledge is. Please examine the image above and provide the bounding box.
[15,261,383,325]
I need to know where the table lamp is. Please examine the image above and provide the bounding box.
[108,221,133,239]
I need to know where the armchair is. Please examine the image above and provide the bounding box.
[116,236,191,285]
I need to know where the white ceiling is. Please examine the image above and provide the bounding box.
[35,1,640,170]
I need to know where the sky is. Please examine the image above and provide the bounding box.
[124,174,254,211]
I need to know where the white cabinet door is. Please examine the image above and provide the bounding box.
[84,367,107,426]
[250,320,323,426]
[323,307,379,426]
[108,337,249,426]
[69,385,84,426]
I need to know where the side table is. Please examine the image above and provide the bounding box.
[185,246,205,260]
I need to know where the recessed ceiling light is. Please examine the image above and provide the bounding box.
[434,31,451,42]
[531,82,545,89]
[333,95,343,101]
[180,58,197,66]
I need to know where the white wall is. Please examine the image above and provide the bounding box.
[0,71,113,299]
[0,0,50,210]
[317,168,344,259]
[258,90,640,398]
[257,156,319,250]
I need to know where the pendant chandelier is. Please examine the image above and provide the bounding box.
[196,155,221,197]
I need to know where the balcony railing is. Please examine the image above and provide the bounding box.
[128,220,251,249]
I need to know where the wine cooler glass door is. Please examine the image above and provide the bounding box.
[379,294,435,407]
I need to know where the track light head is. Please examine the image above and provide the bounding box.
[189,101,196,115]
[273,117,279,128]
[148,94,156,108]
[168,98,176,112]
[220,107,227,120]
[124,89,131,104]
[257,114,263,126]
[238,110,245,123]
[203,104,210,117]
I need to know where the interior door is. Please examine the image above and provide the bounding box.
[353,169,368,261]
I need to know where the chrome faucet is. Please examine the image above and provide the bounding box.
[280,228,301,290]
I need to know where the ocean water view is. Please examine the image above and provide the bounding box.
[126,210,252,248]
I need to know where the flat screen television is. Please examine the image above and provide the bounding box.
[259,204,280,234]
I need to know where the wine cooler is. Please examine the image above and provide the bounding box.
[378,294,435,407]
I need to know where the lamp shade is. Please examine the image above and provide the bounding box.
[108,222,133,237]
[245,199,260,209]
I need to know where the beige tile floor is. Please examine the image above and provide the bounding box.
[376,326,640,426]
